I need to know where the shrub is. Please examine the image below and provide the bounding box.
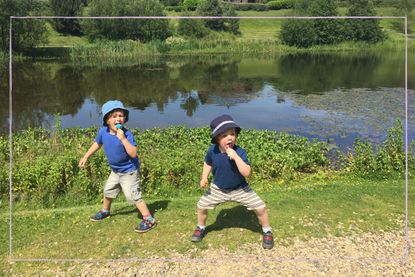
[181,0,199,11]
[266,0,293,10]
[280,0,383,47]
[177,14,209,38]
[2,126,332,205]
[280,20,316,48]
[196,0,240,34]
[81,0,172,42]
[3,122,412,206]
[343,0,385,43]
[280,0,342,48]
[348,119,406,178]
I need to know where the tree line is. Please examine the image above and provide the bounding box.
[0,0,412,53]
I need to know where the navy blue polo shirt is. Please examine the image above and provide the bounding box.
[205,144,250,190]
[95,127,139,173]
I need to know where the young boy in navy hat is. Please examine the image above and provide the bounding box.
[191,114,274,249]
[79,100,156,233]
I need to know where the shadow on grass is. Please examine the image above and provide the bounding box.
[205,205,261,235]
[111,200,170,219]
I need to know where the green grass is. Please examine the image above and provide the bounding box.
[41,22,89,47]
[1,175,413,274]
[237,10,292,40]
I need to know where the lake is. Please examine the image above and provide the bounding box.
[1,51,414,149]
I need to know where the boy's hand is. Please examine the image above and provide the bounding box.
[116,128,126,141]
[200,178,208,189]
[78,157,87,168]
[225,146,238,160]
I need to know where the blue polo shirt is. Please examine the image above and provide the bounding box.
[95,127,139,173]
[205,144,250,190]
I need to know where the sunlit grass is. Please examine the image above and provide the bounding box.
[1,175,413,274]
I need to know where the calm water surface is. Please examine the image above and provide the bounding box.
[2,51,414,148]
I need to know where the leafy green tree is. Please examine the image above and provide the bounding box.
[160,0,182,6]
[196,0,224,31]
[49,0,86,35]
[280,20,316,47]
[181,0,199,11]
[308,0,343,45]
[196,0,239,34]
[222,1,240,35]
[344,0,385,43]
[81,0,171,42]
[281,0,384,47]
[177,13,209,38]
[0,0,48,52]
[280,0,341,47]
[392,0,413,33]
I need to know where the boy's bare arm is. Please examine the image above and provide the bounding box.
[79,142,101,168]
[225,147,251,177]
[200,162,212,189]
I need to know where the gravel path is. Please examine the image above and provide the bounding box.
[11,228,413,276]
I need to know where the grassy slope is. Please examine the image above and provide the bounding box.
[1,176,414,274]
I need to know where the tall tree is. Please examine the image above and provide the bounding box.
[0,0,48,52]
[196,0,239,34]
[280,0,341,47]
[345,0,385,43]
[49,0,86,35]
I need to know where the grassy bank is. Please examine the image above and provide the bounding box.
[14,8,412,62]
[1,175,413,274]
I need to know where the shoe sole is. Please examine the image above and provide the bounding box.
[191,237,203,242]
[134,222,157,233]
[90,215,110,222]
[262,243,274,249]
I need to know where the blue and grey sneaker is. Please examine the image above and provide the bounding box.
[135,218,156,233]
[90,210,110,222]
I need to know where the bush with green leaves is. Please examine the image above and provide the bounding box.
[280,20,316,48]
[81,0,171,42]
[280,0,384,48]
[1,126,331,205]
[343,0,385,43]
[181,0,199,11]
[177,14,209,38]
[196,0,240,35]
[280,0,341,47]
[160,0,182,6]
[348,119,410,178]
[267,0,293,10]
[2,121,413,206]
[230,3,269,11]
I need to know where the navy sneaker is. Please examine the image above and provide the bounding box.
[262,231,274,249]
[90,210,110,222]
[191,226,205,242]
[135,218,156,233]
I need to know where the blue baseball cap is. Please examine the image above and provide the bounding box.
[101,100,129,126]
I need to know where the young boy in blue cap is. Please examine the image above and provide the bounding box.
[79,100,156,233]
[191,114,274,249]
